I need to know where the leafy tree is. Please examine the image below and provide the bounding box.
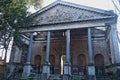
[0,0,34,62]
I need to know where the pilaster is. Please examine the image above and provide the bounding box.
[110,24,120,75]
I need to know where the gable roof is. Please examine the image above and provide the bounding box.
[31,0,115,26]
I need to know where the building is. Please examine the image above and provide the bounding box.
[9,0,120,80]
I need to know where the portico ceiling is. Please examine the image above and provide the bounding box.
[21,0,116,33]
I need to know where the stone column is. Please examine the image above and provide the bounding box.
[110,24,120,75]
[22,32,33,77]
[87,28,96,80]
[64,30,71,75]
[42,31,51,78]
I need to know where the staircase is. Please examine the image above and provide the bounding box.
[71,75,87,80]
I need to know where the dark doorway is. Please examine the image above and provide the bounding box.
[34,55,41,73]
[94,54,105,75]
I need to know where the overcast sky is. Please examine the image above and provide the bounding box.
[43,0,114,10]
[28,0,114,13]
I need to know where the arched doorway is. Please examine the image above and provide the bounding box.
[50,55,55,74]
[34,55,41,73]
[77,54,87,75]
[94,54,105,75]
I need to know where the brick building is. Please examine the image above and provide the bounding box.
[9,0,120,80]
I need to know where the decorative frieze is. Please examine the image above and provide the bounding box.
[33,4,111,25]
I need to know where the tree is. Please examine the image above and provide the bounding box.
[34,0,44,9]
[0,0,33,62]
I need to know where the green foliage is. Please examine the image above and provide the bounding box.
[0,0,33,48]
[0,0,33,28]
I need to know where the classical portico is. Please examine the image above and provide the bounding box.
[21,0,118,80]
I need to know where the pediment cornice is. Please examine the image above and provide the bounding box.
[31,1,115,26]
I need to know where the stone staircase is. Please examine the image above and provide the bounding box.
[70,75,87,80]
[1,71,120,80]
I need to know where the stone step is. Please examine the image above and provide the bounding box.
[48,74,62,80]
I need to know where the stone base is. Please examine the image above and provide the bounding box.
[116,65,120,76]
[22,63,32,78]
[64,63,71,75]
[62,74,70,80]
[42,63,50,79]
[88,65,95,75]
[7,63,15,78]
[88,65,96,80]
[41,73,48,80]
[88,75,96,80]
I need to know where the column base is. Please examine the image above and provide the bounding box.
[42,62,50,79]
[62,74,70,80]
[88,75,96,80]
[22,62,32,78]
[41,73,48,80]
[88,65,96,80]
[115,63,120,76]
[64,62,71,75]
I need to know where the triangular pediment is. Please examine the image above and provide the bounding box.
[32,1,114,25]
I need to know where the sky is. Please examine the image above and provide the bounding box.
[28,0,114,13]
[43,0,114,10]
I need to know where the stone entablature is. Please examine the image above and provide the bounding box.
[21,1,115,33]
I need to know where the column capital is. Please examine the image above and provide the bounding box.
[65,30,70,36]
